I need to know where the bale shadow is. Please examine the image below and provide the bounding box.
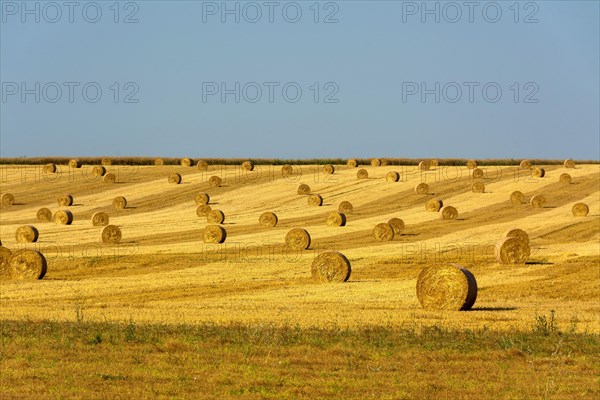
[543,206,557,209]
[525,261,554,265]
[469,307,517,312]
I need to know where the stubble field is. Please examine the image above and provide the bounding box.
[1,159,599,399]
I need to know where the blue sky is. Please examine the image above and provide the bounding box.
[1,0,598,159]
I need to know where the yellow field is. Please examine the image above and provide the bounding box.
[1,162,599,333]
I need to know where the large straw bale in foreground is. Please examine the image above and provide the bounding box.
[101,225,122,244]
[203,225,227,244]
[285,228,311,250]
[16,226,38,243]
[416,264,477,310]
[373,223,394,241]
[311,251,351,283]
[495,237,530,264]
[9,249,47,280]
[572,203,589,217]
[259,212,278,227]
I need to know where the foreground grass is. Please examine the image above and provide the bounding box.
[1,320,598,399]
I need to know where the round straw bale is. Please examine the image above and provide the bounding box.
[373,223,394,241]
[338,201,353,214]
[466,160,477,169]
[9,249,47,280]
[68,159,81,168]
[101,225,122,244]
[208,176,222,187]
[44,163,57,173]
[322,164,335,175]
[559,173,572,184]
[415,183,429,195]
[530,195,546,208]
[154,158,164,166]
[440,206,458,220]
[531,167,545,178]
[504,228,529,244]
[113,196,127,210]
[195,192,210,205]
[36,208,52,222]
[57,194,73,206]
[101,158,112,166]
[197,161,209,171]
[416,264,477,311]
[0,246,12,278]
[347,159,358,168]
[308,194,323,207]
[495,237,530,264]
[241,161,254,171]
[388,218,405,235]
[371,158,382,167]
[16,225,38,243]
[564,159,575,168]
[92,165,106,177]
[103,173,116,183]
[386,171,400,182]
[91,212,109,226]
[168,173,182,184]
[426,198,444,212]
[196,205,212,217]
[207,210,225,224]
[285,228,311,250]
[311,251,351,283]
[298,184,311,195]
[357,169,368,179]
[572,203,589,217]
[471,182,485,193]
[203,225,227,244]
[510,191,525,205]
[472,168,484,179]
[520,160,532,169]
[1,193,15,206]
[326,212,346,227]
[259,212,278,227]
[418,161,430,171]
[430,160,439,168]
[180,158,193,167]
[281,164,293,176]
[54,210,73,225]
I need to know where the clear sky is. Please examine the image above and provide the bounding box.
[1,0,598,159]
